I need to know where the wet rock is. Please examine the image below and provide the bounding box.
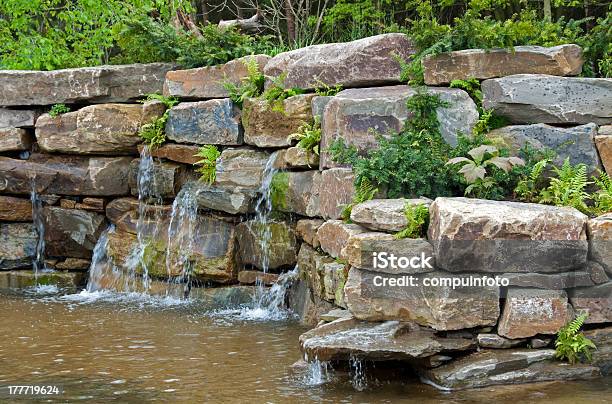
[43,207,107,259]
[164,55,270,99]
[320,308,351,322]
[322,262,346,302]
[344,268,500,330]
[75,197,105,212]
[288,277,337,327]
[35,102,165,155]
[273,171,321,217]
[166,99,242,145]
[498,288,573,339]
[296,219,324,248]
[215,148,270,189]
[190,182,255,215]
[138,143,200,165]
[0,108,39,128]
[0,223,37,269]
[320,86,478,168]
[128,158,186,199]
[350,198,431,232]
[487,123,602,174]
[482,74,612,124]
[0,154,132,196]
[235,220,298,270]
[595,126,612,174]
[0,127,33,152]
[584,327,612,375]
[0,195,32,221]
[317,168,356,220]
[569,282,612,324]
[423,45,583,85]
[343,232,434,274]
[264,34,415,90]
[54,258,90,271]
[274,146,319,169]
[424,349,600,390]
[237,270,279,286]
[242,95,315,148]
[0,63,174,106]
[428,197,588,273]
[297,244,335,299]
[300,318,475,362]
[187,285,256,307]
[105,197,170,234]
[477,334,525,349]
[317,220,367,259]
[501,271,594,289]
[587,213,612,276]
[0,270,86,290]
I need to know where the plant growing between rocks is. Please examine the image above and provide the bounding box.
[394,203,429,239]
[261,74,305,114]
[224,57,265,108]
[592,172,612,214]
[49,104,70,117]
[341,178,378,222]
[538,158,591,214]
[138,94,178,149]
[194,145,221,185]
[287,117,322,157]
[555,313,596,365]
[314,80,343,96]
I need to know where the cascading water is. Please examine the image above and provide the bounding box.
[85,225,116,292]
[30,182,46,276]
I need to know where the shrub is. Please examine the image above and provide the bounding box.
[194,145,221,184]
[555,313,596,364]
[539,158,592,214]
[49,104,71,118]
[394,203,429,239]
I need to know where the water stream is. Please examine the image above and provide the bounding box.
[30,182,46,276]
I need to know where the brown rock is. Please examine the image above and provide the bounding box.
[76,197,105,212]
[318,168,355,220]
[0,127,33,152]
[296,244,334,299]
[317,220,367,259]
[243,94,315,148]
[350,198,431,232]
[164,55,270,99]
[237,270,279,286]
[0,223,37,269]
[296,219,324,248]
[274,146,319,169]
[128,158,187,198]
[105,197,171,234]
[55,258,91,270]
[587,213,612,276]
[43,206,107,259]
[0,195,32,221]
[595,129,612,175]
[274,171,321,217]
[497,288,573,339]
[423,45,583,85]
[138,143,200,164]
[569,282,612,324]
[59,199,77,209]
[215,148,271,189]
[235,220,298,270]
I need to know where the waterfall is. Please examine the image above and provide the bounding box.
[30,182,47,276]
[85,225,116,292]
[349,356,367,391]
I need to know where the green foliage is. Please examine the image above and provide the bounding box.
[555,313,596,364]
[539,158,591,214]
[446,145,525,199]
[48,104,71,118]
[592,171,612,214]
[514,159,551,202]
[224,57,265,108]
[270,172,290,210]
[341,178,378,222]
[194,145,221,185]
[137,93,178,149]
[314,81,343,97]
[287,117,322,157]
[394,203,429,239]
[450,79,483,106]
[262,74,305,114]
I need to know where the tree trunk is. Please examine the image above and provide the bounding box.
[285,0,296,43]
[543,0,552,21]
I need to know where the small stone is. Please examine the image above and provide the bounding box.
[586,261,609,284]
[274,147,319,169]
[320,308,352,322]
[0,127,33,152]
[350,198,431,232]
[54,258,91,270]
[296,219,324,248]
[138,143,201,165]
[297,244,335,299]
[530,338,552,349]
[0,196,32,221]
[76,197,105,212]
[477,333,525,349]
[316,220,367,259]
[237,270,279,286]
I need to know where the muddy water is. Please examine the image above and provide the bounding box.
[0,291,610,403]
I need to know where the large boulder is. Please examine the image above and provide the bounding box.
[482,74,612,124]
[235,220,298,270]
[215,148,270,189]
[35,102,165,155]
[316,220,366,259]
[320,86,478,168]
[423,349,600,390]
[344,267,500,330]
[0,196,32,221]
[272,171,321,217]
[596,125,612,174]
[487,123,602,174]
[342,232,435,274]
[300,318,475,362]
[165,99,242,145]
[0,154,132,196]
[588,213,612,276]
[350,198,431,232]
[318,168,355,219]
[0,63,174,106]
[569,282,612,324]
[0,127,33,152]
[128,158,187,199]
[428,198,588,273]
[497,288,573,339]
[422,45,583,85]
[0,108,39,128]
[0,223,37,269]
[43,207,107,259]
[164,55,270,99]
[243,94,315,148]
[264,34,416,90]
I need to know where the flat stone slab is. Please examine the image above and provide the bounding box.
[300,318,475,362]
[0,63,174,106]
[187,181,255,215]
[423,349,600,390]
[350,198,431,232]
[477,334,525,349]
[264,33,416,90]
[0,127,33,152]
[482,74,612,124]
[569,282,612,324]
[215,148,270,190]
[423,45,583,85]
[0,108,40,128]
[138,143,200,165]
[164,55,270,99]
[237,270,279,286]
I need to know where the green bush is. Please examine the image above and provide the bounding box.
[194,145,221,185]
[48,104,71,117]
[394,203,429,239]
[555,313,596,364]
[287,117,322,157]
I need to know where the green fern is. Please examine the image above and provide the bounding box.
[194,145,221,184]
[287,116,321,156]
[223,56,265,108]
[138,94,179,149]
[314,80,343,96]
[555,313,596,364]
[341,178,378,222]
[49,103,71,117]
[592,171,612,214]
[262,73,305,114]
[514,158,550,202]
[394,203,429,239]
[539,158,591,213]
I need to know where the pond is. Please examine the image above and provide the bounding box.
[0,290,610,403]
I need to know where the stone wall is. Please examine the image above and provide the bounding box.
[0,34,610,389]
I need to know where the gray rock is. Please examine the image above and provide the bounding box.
[215,148,270,189]
[0,127,33,152]
[482,74,612,124]
[186,181,255,215]
[166,99,242,145]
[274,170,321,217]
[128,158,186,198]
[584,327,612,375]
[43,207,107,259]
[488,123,602,174]
[320,86,478,168]
[0,108,39,128]
[322,262,346,302]
[235,220,298,270]
[350,198,431,232]
[0,223,37,269]
[423,45,583,85]
[501,271,594,289]
[0,154,132,196]
[311,96,333,119]
[264,34,416,90]
[428,197,589,273]
[0,63,174,106]
[477,333,525,349]
[318,168,355,219]
[569,282,612,324]
[530,338,552,349]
